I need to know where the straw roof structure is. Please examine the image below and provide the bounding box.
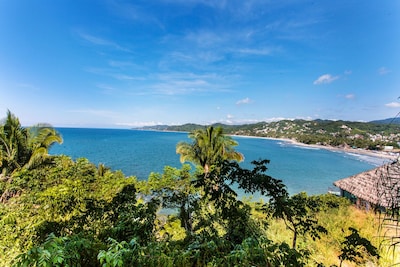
[334,160,400,209]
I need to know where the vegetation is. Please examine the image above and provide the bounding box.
[176,126,244,174]
[0,110,62,176]
[140,119,400,150]
[0,113,393,266]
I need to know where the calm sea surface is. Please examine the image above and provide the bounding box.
[50,128,386,196]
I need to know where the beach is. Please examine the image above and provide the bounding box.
[281,138,398,161]
[232,134,398,162]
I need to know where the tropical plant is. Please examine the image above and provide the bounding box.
[176,126,243,174]
[0,110,29,175]
[13,233,97,267]
[269,192,328,249]
[339,227,379,266]
[25,124,63,170]
[143,165,198,236]
[0,111,62,176]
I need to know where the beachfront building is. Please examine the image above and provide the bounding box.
[333,161,400,210]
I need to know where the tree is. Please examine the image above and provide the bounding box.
[0,110,29,175]
[269,192,328,249]
[193,159,288,245]
[0,111,62,176]
[1,154,149,266]
[144,165,198,236]
[176,126,243,174]
[339,227,379,266]
[25,124,63,170]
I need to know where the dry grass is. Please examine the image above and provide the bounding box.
[265,204,398,266]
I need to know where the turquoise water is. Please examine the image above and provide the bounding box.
[50,128,386,195]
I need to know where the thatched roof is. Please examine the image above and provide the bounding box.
[334,161,400,208]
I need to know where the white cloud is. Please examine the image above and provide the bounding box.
[112,74,142,81]
[385,102,400,108]
[184,30,226,48]
[77,31,130,52]
[96,84,117,94]
[378,67,391,75]
[14,83,41,92]
[344,70,352,75]
[345,94,355,99]
[313,74,339,85]
[84,67,145,82]
[236,97,252,105]
[235,48,273,56]
[150,72,231,95]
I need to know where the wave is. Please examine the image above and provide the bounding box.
[292,145,321,150]
[279,142,321,150]
[342,152,390,166]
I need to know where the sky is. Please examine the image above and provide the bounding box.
[0,1,399,128]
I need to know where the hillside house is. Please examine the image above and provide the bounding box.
[334,161,400,210]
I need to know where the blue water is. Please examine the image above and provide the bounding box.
[50,128,386,196]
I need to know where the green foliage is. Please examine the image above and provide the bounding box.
[0,110,62,177]
[158,119,400,149]
[14,233,98,267]
[0,114,386,266]
[176,126,243,174]
[98,238,137,267]
[0,153,151,266]
[143,165,198,236]
[107,184,160,244]
[269,192,328,249]
[339,227,379,266]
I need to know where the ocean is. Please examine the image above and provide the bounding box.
[49,128,387,196]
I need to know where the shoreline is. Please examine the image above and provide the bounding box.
[141,129,399,162]
[233,134,398,162]
[286,139,398,161]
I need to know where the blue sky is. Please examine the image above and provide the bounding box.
[0,1,399,128]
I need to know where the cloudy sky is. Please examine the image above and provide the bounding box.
[0,1,399,128]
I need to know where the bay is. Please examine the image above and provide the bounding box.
[50,128,385,196]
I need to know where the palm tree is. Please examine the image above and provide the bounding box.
[0,111,62,175]
[25,124,63,169]
[0,111,29,174]
[176,126,243,174]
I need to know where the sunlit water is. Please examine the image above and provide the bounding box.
[50,128,387,196]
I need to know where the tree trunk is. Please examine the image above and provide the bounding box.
[180,203,192,235]
[292,230,297,249]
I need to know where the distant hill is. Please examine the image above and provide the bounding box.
[369,117,400,125]
[136,125,170,131]
[135,119,400,149]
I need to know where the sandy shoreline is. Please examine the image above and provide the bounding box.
[146,129,399,162]
[233,135,399,162]
[285,139,398,161]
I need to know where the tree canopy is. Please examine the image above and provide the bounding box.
[176,126,244,174]
[0,110,62,176]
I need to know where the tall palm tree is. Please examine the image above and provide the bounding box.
[0,111,29,174]
[0,111,62,175]
[25,124,63,169]
[176,126,244,174]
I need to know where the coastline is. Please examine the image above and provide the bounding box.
[233,134,398,162]
[142,129,398,162]
[283,139,398,161]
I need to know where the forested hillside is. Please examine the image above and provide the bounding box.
[140,119,400,150]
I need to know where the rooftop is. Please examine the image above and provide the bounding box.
[334,161,400,208]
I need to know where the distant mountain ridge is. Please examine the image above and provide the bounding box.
[135,118,400,149]
[369,117,400,125]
